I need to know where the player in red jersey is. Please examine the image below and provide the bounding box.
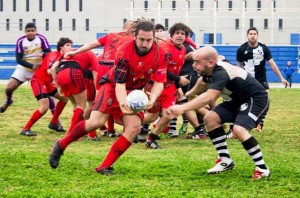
[64,21,134,139]
[143,22,191,148]
[20,38,72,136]
[49,20,168,175]
[50,48,98,136]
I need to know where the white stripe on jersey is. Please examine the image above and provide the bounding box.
[243,46,264,77]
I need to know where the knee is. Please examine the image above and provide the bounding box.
[39,106,49,115]
[124,124,140,135]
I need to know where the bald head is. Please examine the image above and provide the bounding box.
[192,46,219,76]
[194,46,219,62]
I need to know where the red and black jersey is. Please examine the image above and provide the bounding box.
[98,32,134,64]
[104,40,167,90]
[60,50,98,71]
[32,51,60,83]
[160,39,186,86]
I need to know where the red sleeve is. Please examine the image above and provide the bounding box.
[185,37,197,49]
[97,34,109,46]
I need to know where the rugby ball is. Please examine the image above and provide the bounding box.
[126,90,149,112]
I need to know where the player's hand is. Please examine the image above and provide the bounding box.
[120,102,135,115]
[166,105,184,119]
[281,78,289,88]
[57,87,64,96]
[64,51,75,58]
[144,91,156,109]
[176,88,184,102]
[179,75,190,86]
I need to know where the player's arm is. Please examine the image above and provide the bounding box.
[268,58,288,86]
[49,61,63,95]
[15,53,39,70]
[64,40,101,58]
[115,83,134,115]
[185,77,208,99]
[236,61,243,68]
[167,89,220,119]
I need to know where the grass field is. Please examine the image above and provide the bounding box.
[0,85,299,198]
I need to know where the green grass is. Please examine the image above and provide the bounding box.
[0,85,299,197]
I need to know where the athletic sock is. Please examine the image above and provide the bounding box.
[147,133,159,141]
[242,136,267,170]
[107,116,115,132]
[5,89,13,103]
[50,101,67,124]
[168,117,177,131]
[49,97,56,114]
[60,121,87,149]
[208,126,231,161]
[182,114,188,124]
[24,110,43,130]
[66,108,84,135]
[96,135,132,170]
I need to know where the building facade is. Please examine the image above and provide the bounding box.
[0,0,299,45]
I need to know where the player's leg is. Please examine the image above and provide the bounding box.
[95,114,142,175]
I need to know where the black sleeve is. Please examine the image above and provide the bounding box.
[15,53,34,69]
[114,59,129,83]
[262,44,272,61]
[167,71,180,88]
[209,67,230,91]
[42,48,52,57]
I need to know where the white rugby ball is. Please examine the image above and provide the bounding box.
[126,90,149,112]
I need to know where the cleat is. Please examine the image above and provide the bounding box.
[226,131,236,139]
[48,122,66,132]
[179,122,188,135]
[87,135,100,141]
[95,167,114,175]
[186,130,207,139]
[87,130,98,141]
[145,140,162,149]
[0,100,13,113]
[251,167,270,181]
[167,129,179,138]
[255,123,264,132]
[106,131,120,138]
[20,129,37,136]
[207,158,235,174]
[49,140,64,169]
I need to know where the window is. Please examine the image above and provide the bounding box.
[250,19,254,27]
[187,0,191,10]
[52,0,56,11]
[216,1,219,11]
[13,0,16,11]
[151,19,155,23]
[200,1,204,10]
[0,0,3,12]
[45,19,49,31]
[235,19,239,30]
[26,0,29,11]
[86,19,89,31]
[273,0,276,12]
[32,19,36,25]
[72,19,76,31]
[39,0,43,11]
[66,0,69,11]
[165,19,169,30]
[144,0,148,11]
[6,19,10,31]
[257,1,261,11]
[228,1,232,11]
[59,19,63,31]
[244,0,247,11]
[123,18,127,24]
[79,0,83,11]
[19,19,23,31]
[172,1,176,11]
[279,19,283,30]
[264,19,268,30]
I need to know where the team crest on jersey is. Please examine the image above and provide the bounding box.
[240,103,248,111]
[138,62,143,67]
[107,98,113,106]
[244,51,248,54]
[148,69,153,75]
